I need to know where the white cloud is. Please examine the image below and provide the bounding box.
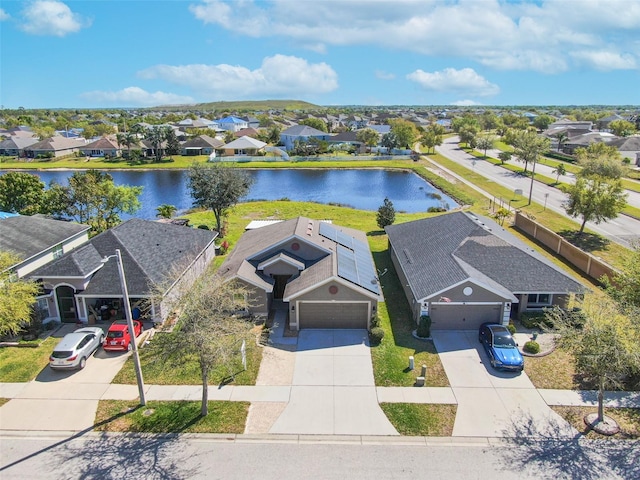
[80,87,194,107]
[188,0,639,73]
[570,50,638,71]
[375,70,396,80]
[0,8,10,21]
[452,99,483,106]
[138,55,338,99]
[407,68,500,97]
[20,0,89,36]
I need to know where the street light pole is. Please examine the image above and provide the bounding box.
[110,249,146,406]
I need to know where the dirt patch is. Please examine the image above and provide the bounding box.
[255,346,296,386]
[244,402,288,434]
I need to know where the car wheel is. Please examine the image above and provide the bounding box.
[127,343,132,352]
[99,334,105,345]
[79,357,87,369]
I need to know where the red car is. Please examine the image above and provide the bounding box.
[103,319,143,352]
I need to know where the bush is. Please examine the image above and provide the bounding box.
[197,224,210,230]
[507,324,516,335]
[524,341,540,354]
[369,327,385,345]
[416,315,431,338]
[370,315,380,329]
[520,312,547,329]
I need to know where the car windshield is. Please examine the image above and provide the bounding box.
[51,351,73,359]
[493,332,516,348]
[107,331,124,338]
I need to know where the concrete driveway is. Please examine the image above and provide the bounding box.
[432,330,577,438]
[0,326,139,432]
[269,329,398,436]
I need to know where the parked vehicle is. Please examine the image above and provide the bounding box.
[49,327,105,370]
[103,319,143,352]
[478,323,524,372]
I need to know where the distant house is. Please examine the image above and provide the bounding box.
[217,116,249,132]
[30,219,217,324]
[24,136,86,158]
[326,131,364,152]
[280,125,333,150]
[180,135,224,156]
[219,136,267,156]
[386,212,586,329]
[234,127,261,139]
[608,136,640,165]
[562,132,616,154]
[0,136,39,157]
[219,217,380,330]
[177,117,217,131]
[80,137,121,157]
[0,215,90,279]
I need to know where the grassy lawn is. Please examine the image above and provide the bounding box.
[0,337,57,382]
[380,403,457,436]
[551,406,640,440]
[112,328,263,386]
[524,349,583,390]
[0,398,10,407]
[94,400,249,434]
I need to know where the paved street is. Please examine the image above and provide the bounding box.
[435,137,640,247]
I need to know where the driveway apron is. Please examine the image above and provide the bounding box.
[432,330,577,438]
[269,330,398,436]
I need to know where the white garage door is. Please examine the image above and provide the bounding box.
[430,304,501,330]
[299,302,369,329]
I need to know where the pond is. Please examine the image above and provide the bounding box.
[7,169,458,219]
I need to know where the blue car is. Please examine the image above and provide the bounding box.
[478,323,524,372]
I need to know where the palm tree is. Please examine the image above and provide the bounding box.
[554,132,568,152]
[552,163,566,184]
[156,204,177,219]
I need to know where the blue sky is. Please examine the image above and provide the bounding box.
[1,0,639,108]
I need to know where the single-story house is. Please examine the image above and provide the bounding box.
[1,215,90,279]
[219,217,380,330]
[219,136,267,157]
[23,136,86,158]
[30,219,217,324]
[0,136,39,157]
[385,212,587,330]
[279,125,334,151]
[80,137,121,157]
[326,131,365,152]
[180,135,224,156]
[607,136,640,165]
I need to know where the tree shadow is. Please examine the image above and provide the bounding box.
[558,229,610,252]
[498,412,640,480]
[0,407,199,480]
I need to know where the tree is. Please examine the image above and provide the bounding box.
[602,243,640,309]
[576,142,624,179]
[554,132,568,152]
[545,297,640,429]
[356,128,379,153]
[476,135,494,158]
[608,119,636,137]
[388,119,418,149]
[492,207,511,226]
[46,170,142,234]
[498,151,512,165]
[116,131,137,158]
[511,130,550,174]
[380,132,399,150]
[458,124,479,148]
[421,124,444,154]
[188,163,253,234]
[532,114,554,131]
[33,126,55,140]
[552,163,566,184]
[165,128,180,158]
[299,117,328,133]
[150,275,255,417]
[144,126,169,163]
[0,252,41,337]
[376,197,396,229]
[564,176,627,235]
[156,204,177,219]
[0,172,46,215]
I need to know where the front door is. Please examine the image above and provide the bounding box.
[273,275,291,299]
[56,285,77,322]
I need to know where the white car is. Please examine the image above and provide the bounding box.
[49,327,105,370]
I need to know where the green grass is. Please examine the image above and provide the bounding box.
[111,330,263,386]
[94,400,249,433]
[0,398,10,407]
[380,403,456,436]
[551,406,640,440]
[0,337,57,382]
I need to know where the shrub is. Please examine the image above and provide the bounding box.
[370,315,380,329]
[369,327,384,345]
[197,224,210,230]
[507,324,516,335]
[524,341,540,354]
[520,312,546,329]
[416,315,431,338]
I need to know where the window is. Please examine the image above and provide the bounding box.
[527,293,551,306]
[52,244,64,259]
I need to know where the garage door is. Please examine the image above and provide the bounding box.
[430,304,501,330]
[299,302,368,329]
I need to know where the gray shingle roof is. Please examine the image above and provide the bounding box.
[0,215,89,261]
[385,212,586,300]
[32,219,217,296]
[281,125,329,137]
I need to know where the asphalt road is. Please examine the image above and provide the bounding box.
[1,433,638,480]
[436,137,640,248]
